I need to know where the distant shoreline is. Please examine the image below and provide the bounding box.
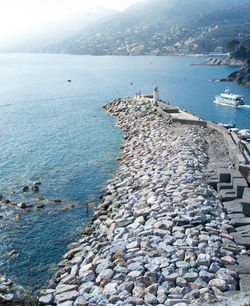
[0,51,223,57]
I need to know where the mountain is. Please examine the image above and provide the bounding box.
[2,8,116,53]
[4,0,250,55]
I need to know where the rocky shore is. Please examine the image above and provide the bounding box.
[196,57,250,87]
[199,57,244,66]
[219,64,250,87]
[36,96,249,306]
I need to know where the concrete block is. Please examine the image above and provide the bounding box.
[217,182,233,192]
[223,200,243,214]
[233,179,248,198]
[242,188,250,201]
[207,178,219,189]
[241,202,250,217]
[228,213,245,219]
[237,255,250,274]
[217,168,242,183]
[157,102,179,113]
[226,263,249,274]
[241,188,250,216]
[235,224,250,235]
[239,274,250,291]
[208,168,243,191]
[217,171,231,183]
[219,189,237,201]
[219,181,248,201]
[206,174,217,180]
[231,217,250,227]
[233,235,250,248]
[156,107,171,119]
[218,176,247,193]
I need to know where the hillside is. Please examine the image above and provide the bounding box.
[186,5,250,53]
[5,0,250,55]
[218,40,250,86]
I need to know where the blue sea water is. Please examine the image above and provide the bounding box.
[0,54,249,294]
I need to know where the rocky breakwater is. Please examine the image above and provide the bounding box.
[39,98,245,305]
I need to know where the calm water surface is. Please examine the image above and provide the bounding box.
[0,54,249,293]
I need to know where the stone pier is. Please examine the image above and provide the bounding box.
[38,95,250,306]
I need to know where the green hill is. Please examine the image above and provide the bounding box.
[186,5,250,53]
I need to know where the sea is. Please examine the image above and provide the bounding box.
[0,54,249,295]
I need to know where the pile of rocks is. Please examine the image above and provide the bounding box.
[39,97,245,305]
[0,275,15,303]
[200,57,244,67]
[0,274,36,304]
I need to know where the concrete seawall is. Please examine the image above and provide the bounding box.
[206,122,247,170]
[156,99,249,175]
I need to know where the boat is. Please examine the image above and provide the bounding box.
[217,122,235,129]
[214,89,245,106]
[228,127,239,133]
[238,129,250,140]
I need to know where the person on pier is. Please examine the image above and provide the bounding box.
[153,87,159,106]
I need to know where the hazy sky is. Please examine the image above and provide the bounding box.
[0,0,144,44]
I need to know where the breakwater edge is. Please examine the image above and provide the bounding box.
[33,92,250,305]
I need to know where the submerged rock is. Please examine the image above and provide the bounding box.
[39,293,54,304]
[31,186,39,191]
[37,204,45,209]
[17,203,27,209]
[8,250,18,257]
[13,214,20,221]
[33,181,41,185]
[22,186,29,192]
[54,199,62,203]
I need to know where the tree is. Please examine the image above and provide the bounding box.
[226,39,240,53]
[246,58,250,65]
[233,39,250,60]
[242,39,250,51]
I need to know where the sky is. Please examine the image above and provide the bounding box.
[0,0,144,45]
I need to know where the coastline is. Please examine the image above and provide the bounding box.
[193,56,250,87]
[36,95,250,305]
[193,57,244,67]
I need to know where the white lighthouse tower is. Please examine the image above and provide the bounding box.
[153,87,159,106]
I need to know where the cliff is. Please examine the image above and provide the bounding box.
[220,65,250,87]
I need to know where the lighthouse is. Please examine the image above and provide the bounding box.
[153,87,159,106]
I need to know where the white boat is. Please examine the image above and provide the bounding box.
[214,89,245,106]
[217,122,235,129]
[238,129,250,140]
[228,127,239,133]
